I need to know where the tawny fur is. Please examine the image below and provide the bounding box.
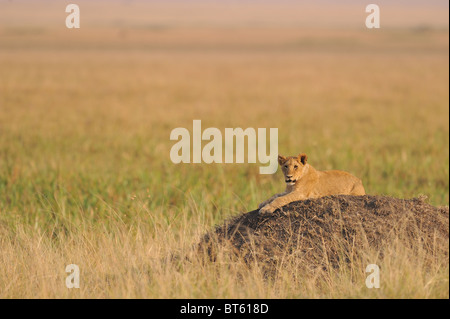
[259,153,365,214]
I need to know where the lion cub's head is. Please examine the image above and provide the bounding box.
[278,154,308,185]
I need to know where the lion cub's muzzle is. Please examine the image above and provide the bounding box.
[285,176,297,184]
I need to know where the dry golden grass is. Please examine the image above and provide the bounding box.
[0,1,448,298]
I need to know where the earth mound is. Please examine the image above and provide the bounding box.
[198,195,449,271]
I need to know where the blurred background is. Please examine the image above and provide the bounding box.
[1,0,448,28]
[0,0,448,221]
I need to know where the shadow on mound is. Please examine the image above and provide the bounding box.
[198,195,449,272]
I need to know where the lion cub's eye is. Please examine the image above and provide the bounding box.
[284,165,288,169]
[294,165,298,169]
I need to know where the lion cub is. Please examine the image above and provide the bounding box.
[259,153,365,214]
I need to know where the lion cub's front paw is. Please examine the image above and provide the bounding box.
[259,204,276,214]
[258,201,268,209]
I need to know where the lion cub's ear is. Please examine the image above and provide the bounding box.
[298,153,308,165]
[278,155,287,165]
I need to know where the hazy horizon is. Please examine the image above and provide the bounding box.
[0,0,448,29]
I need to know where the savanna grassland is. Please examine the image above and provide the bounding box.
[0,1,448,298]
